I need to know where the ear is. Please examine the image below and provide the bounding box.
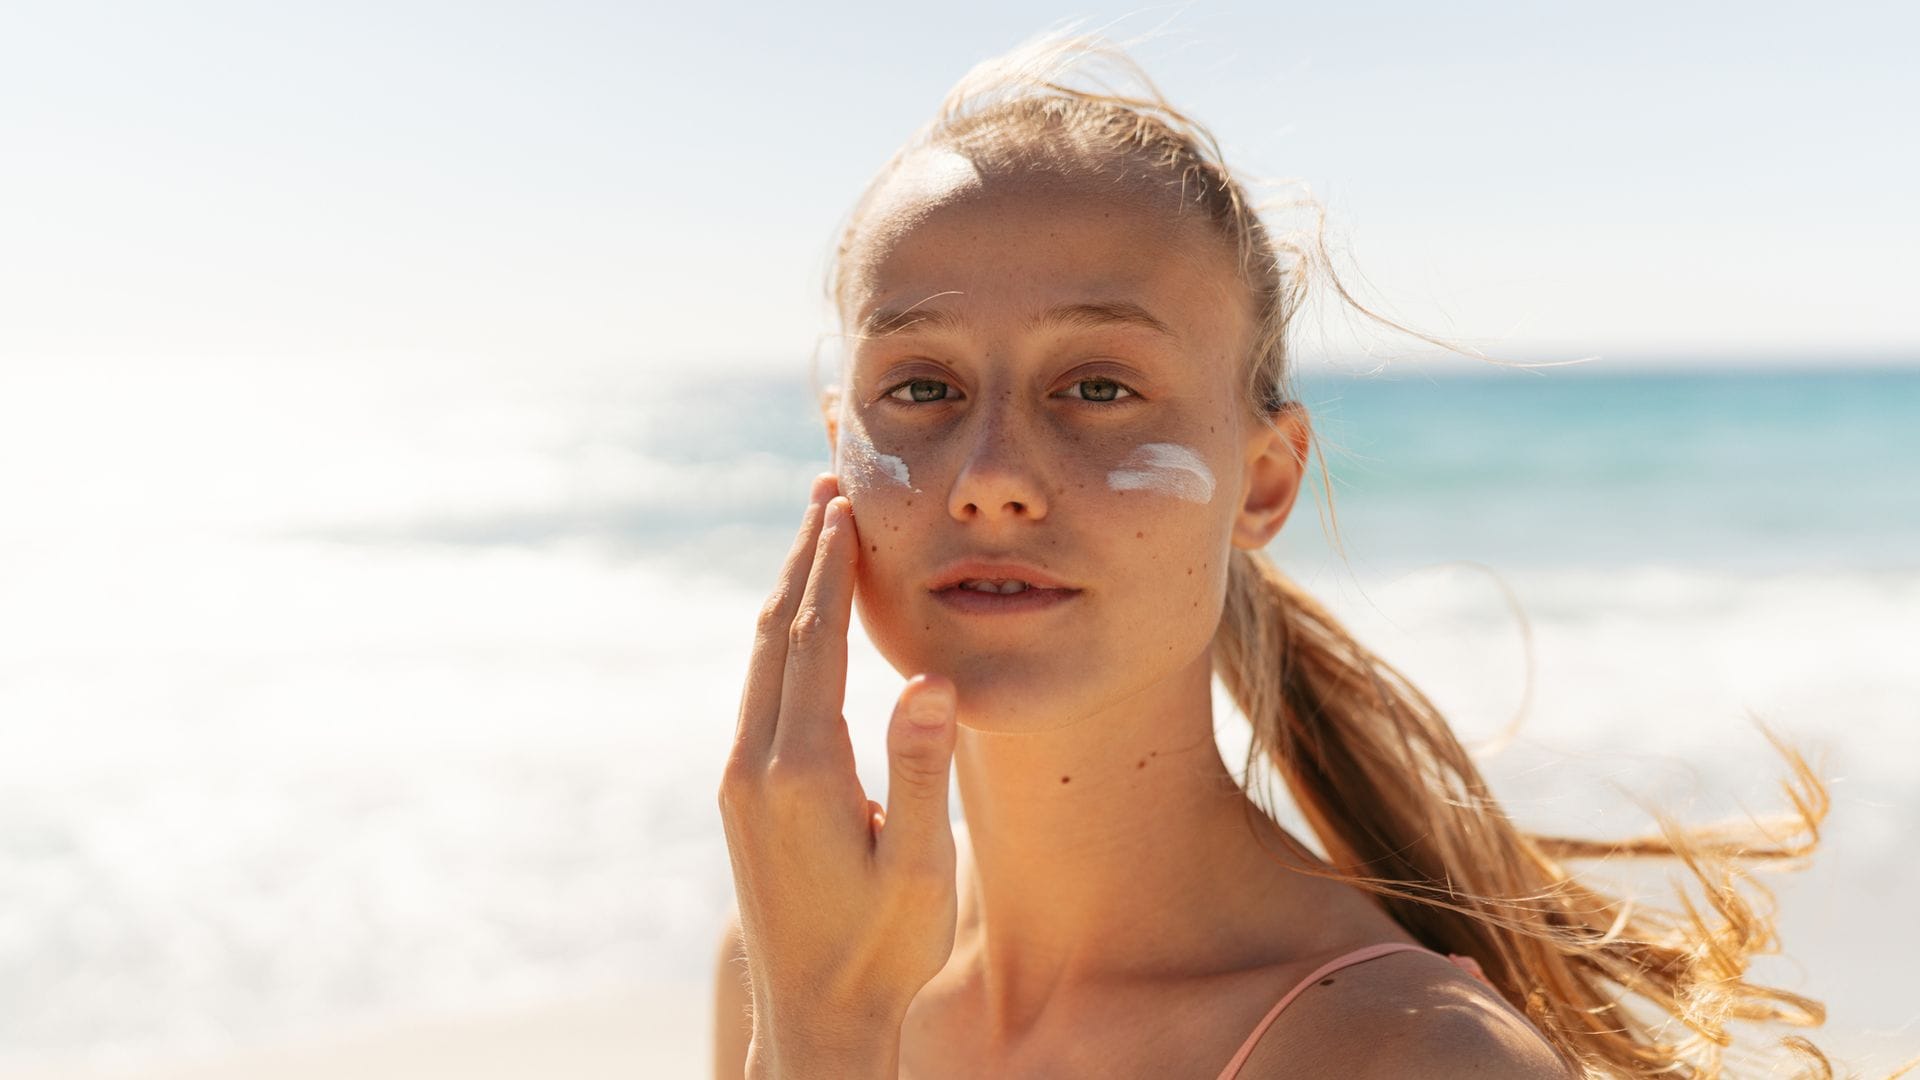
[820,384,843,465]
[1232,401,1312,550]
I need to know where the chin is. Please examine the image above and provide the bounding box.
[865,630,1122,735]
[945,659,1089,734]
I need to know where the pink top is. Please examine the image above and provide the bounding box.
[1214,942,1499,1080]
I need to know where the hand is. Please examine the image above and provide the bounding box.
[718,472,961,1078]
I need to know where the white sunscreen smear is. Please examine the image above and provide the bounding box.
[1107,443,1215,504]
[838,428,921,493]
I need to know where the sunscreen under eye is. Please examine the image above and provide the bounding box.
[838,426,922,493]
[1107,443,1214,504]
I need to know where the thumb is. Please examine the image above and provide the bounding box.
[879,673,958,869]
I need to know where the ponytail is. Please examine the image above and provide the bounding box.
[1216,545,1844,1078]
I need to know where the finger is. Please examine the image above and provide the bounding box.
[733,473,840,758]
[771,494,859,765]
[879,674,958,872]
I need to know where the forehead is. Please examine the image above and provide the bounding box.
[842,151,1249,350]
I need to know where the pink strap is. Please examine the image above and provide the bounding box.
[1214,943,1491,1080]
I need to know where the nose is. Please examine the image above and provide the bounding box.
[947,394,1048,524]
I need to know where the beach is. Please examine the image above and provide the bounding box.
[12,984,703,1079]
[3,361,1917,1077]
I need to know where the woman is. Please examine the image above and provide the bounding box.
[715,29,1836,1079]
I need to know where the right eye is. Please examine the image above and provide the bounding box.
[884,378,960,404]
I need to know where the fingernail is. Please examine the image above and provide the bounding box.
[825,498,846,526]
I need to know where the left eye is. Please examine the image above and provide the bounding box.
[885,378,957,404]
[1060,377,1136,403]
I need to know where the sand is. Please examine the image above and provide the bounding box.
[12,983,708,1080]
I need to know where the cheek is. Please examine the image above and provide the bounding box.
[837,463,925,625]
[845,494,920,585]
[1106,493,1229,625]
[834,421,923,503]
[849,517,933,681]
[1098,446,1236,634]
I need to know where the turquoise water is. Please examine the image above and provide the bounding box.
[1282,366,1920,572]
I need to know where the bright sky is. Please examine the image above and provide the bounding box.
[3,1,1914,374]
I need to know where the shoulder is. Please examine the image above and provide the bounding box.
[1235,948,1575,1080]
[1351,996,1575,1079]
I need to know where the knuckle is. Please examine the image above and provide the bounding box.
[718,749,771,798]
[891,754,949,790]
[786,608,826,651]
[761,754,818,797]
[716,769,756,814]
[754,595,790,638]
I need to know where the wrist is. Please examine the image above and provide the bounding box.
[748,1008,904,1080]
[750,1041,900,1080]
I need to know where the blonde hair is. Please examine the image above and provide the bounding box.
[820,25,1906,1080]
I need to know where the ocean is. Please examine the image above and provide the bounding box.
[2,358,1916,1073]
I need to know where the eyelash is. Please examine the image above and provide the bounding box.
[881,376,1139,406]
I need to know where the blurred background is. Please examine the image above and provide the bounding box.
[2,2,1915,1077]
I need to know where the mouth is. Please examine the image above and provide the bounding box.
[947,578,1054,595]
[932,578,1082,615]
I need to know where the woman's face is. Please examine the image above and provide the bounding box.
[828,153,1296,733]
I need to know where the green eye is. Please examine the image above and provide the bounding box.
[1067,378,1135,403]
[886,378,955,403]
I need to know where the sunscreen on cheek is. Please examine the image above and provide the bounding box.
[1107,443,1215,504]
[838,427,923,494]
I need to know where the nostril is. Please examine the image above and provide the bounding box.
[957,498,1035,517]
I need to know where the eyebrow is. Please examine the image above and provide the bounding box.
[856,299,1178,341]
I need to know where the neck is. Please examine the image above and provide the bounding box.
[950,651,1342,1033]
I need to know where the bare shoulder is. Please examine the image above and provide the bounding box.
[1352,990,1576,1079]
[1236,950,1576,1080]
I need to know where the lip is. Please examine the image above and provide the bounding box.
[933,585,1080,616]
[926,559,1082,617]
[925,560,1078,593]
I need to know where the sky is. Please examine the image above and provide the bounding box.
[2,0,1915,375]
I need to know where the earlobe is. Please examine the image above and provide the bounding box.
[1232,404,1312,550]
[820,386,843,460]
